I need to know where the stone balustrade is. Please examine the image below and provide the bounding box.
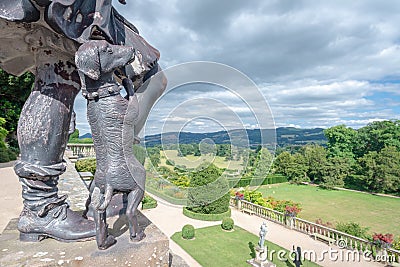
[230,197,399,264]
[66,143,96,158]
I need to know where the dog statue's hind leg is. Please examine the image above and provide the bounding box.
[126,187,145,242]
[91,186,117,249]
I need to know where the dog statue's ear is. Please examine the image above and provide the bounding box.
[75,44,101,80]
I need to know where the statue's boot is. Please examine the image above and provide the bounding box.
[13,54,96,242]
[15,173,96,242]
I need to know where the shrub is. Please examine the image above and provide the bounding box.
[0,117,17,163]
[392,237,400,250]
[75,158,97,175]
[182,224,195,239]
[183,207,231,221]
[141,194,157,209]
[221,217,234,231]
[0,146,17,163]
[336,222,370,239]
[186,163,230,215]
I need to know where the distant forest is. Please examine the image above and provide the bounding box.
[144,127,326,148]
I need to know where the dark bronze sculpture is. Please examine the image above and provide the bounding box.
[75,40,146,249]
[0,0,166,246]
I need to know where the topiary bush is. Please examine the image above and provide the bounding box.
[182,224,195,240]
[186,163,230,215]
[221,217,234,231]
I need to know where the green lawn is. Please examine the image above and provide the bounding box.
[257,183,400,236]
[160,150,244,171]
[171,225,320,267]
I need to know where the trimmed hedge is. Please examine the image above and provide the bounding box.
[221,217,234,230]
[75,158,97,175]
[182,224,195,239]
[183,207,231,221]
[228,174,288,188]
[141,194,158,210]
[146,186,187,206]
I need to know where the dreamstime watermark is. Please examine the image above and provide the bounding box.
[124,61,277,205]
[257,245,398,264]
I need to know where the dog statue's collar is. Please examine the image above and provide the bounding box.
[82,84,122,100]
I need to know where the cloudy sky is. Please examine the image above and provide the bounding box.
[74,0,400,136]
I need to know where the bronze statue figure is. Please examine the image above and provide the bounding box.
[0,0,166,246]
[75,40,146,249]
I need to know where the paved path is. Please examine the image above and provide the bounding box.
[0,163,384,267]
[0,167,22,232]
[144,194,382,267]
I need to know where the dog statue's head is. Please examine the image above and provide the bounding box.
[75,40,135,80]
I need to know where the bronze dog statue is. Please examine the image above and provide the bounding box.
[75,40,146,250]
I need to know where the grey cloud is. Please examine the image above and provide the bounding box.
[73,1,400,136]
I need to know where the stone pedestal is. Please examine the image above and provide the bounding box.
[0,213,170,267]
[247,247,276,267]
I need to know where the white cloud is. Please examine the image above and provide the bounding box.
[72,1,400,136]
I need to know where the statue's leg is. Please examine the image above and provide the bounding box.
[14,57,96,242]
[126,188,145,242]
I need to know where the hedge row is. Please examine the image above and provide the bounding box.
[75,158,96,175]
[183,207,231,221]
[146,186,187,206]
[141,194,158,210]
[228,174,288,188]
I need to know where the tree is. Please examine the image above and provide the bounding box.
[178,144,195,157]
[187,163,230,214]
[216,144,231,157]
[252,148,273,179]
[358,146,400,194]
[303,144,327,183]
[68,129,79,140]
[0,117,17,162]
[0,69,34,137]
[274,151,293,177]
[147,146,161,167]
[321,157,351,188]
[286,153,309,184]
[354,120,400,157]
[324,125,357,159]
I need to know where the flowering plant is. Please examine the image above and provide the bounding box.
[372,233,394,248]
[284,205,301,217]
[235,191,244,200]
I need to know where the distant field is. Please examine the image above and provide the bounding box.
[257,183,400,237]
[160,150,244,171]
